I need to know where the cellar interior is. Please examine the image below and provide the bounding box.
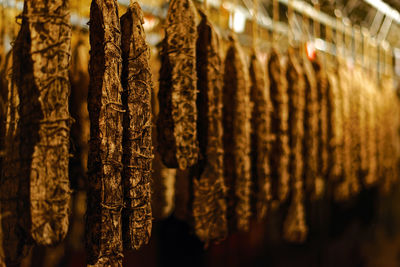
[1,0,400,266]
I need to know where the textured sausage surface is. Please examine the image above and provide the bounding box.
[283,48,307,243]
[223,35,252,232]
[267,48,290,204]
[157,0,199,170]
[302,54,319,199]
[120,2,153,250]
[192,11,227,244]
[21,0,72,245]
[362,73,377,187]
[312,54,329,194]
[335,60,358,201]
[86,0,124,265]
[249,50,271,220]
[326,66,343,182]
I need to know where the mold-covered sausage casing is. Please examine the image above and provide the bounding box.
[120,2,153,251]
[86,0,124,265]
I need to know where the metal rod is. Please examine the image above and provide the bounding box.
[363,0,400,25]
[377,15,393,42]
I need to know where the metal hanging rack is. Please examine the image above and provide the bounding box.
[363,0,400,25]
[0,0,398,77]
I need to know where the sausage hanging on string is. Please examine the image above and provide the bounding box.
[267,48,290,204]
[223,35,252,232]
[312,54,329,193]
[301,53,319,199]
[86,0,124,265]
[19,0,72,245]
[249,50,272,220]
[348,66,362,195]
[363,75,378,187]
[326,64,344,183]
[157,0,199,170]
[283,48,307,243]
[355,66,368,182]
[192,10,228,244]
[120,2,154,250]
[335,60,357,201]
[380,76,400,193]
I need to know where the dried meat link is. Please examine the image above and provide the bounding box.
[357,68,368,178]
[0,28,31,264]
[267,48,290,203]
[86,0,124,265]
[364,79,377,186]
[326,70,342,182]
[249,51,271,220]
[120,2,153,250]
[283,49,307,243]
[380,81,398,193]
[312,55,329,187]
[157,39,175,166]
[223,36,252,231]
[192,12,228,244]
[334,62,354,201]
[302,55,319,199]
[193,177,227,244]
[376,92,385,187]
[157,0,198,169]
[17,0,72,245]
[348,68,362,195]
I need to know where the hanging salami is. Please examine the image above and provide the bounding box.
[380,77,400,193]
[157,0,199,170]
[223,35,252,231]
[249,50,271,220]
[267,48,290,204]
[192,11,227,244]
[335,60,357,201]
[312,54,329,191]
[302,53,320,199]
[283,48,307,243]
[355,66,368,181]
[86,0,124,265]
[348,65,362,194]
[16,0,72,245]
[120,2,153,250]
[326,66,343,183]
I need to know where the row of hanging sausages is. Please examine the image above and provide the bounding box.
[0,0,399,265]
